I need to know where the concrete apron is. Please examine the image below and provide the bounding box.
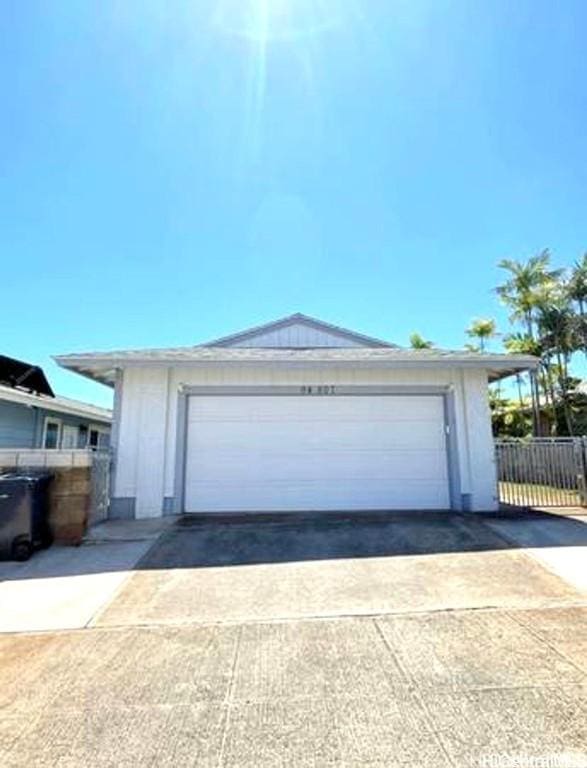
[484,513,587,593]
[0,511,585,634]
[1,512,585,768]
[93,511,587,629]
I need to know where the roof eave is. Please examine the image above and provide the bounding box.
[488,366,536,383]
[53,358,117,387]
[0,387,112,422]
[55,355,538,383]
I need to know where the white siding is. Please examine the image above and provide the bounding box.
[226,322,368,348]
[114,367,169,518]
[113,368,140,499]
[461,369,497,509]
[115,363,498,516]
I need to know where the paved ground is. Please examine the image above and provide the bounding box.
[485,513,587,592]
[0,540,154,633]
[0,511,586,767]
[0,518,175,634]
[95,512,583,627]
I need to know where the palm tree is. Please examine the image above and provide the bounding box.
[465,318,497,352]
[536,297,578,435]
[496,250,563,335]
[567,253,587,316]
[503,333,542,410]
[567,254,587,354]
[502,332,542,357]
[409,332,434,349]
[496,251,563,435]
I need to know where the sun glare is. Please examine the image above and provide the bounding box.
[213,0,347,43]
[211,1,363,165]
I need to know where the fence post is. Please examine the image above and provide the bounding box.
[574,438,587,508]
[577,435,587,507]
[89,449,111,525]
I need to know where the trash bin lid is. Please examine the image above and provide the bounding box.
[0,471,53,482]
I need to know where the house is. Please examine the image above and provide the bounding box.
[0,355,111,450]
[55,313,537,519]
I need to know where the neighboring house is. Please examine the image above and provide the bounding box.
[0,355,111,450]
[55,313,537,519]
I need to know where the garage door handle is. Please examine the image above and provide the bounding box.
[0,494,9,500]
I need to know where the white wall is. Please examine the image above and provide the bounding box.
[114,367,169,518]
[112,364,497,517]
[226,322,368,348]
[460,368,498,509]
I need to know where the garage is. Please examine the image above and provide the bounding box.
[183,393,451,513]
[56,312,537,518]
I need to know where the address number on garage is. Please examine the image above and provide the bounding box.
[300,385,336,395]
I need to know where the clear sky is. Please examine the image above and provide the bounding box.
[2,1,586,408]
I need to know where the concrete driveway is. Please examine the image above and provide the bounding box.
[0,511,586,767]
[95,511,584,627]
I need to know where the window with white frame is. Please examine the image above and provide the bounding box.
[61,424,79,449]
[88,425,110,449]
[42,418,62,449]
[78,425,88,448]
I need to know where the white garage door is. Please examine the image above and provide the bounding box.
[184,395,450,513]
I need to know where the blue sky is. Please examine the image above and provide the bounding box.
[2,0,586,408]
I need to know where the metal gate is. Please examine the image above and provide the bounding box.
[495,438,587,508]
[90,449,111,524]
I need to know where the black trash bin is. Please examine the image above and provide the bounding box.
[0,472,53,561]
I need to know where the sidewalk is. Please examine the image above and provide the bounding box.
[0,539,155,633]
[483,512,587,593]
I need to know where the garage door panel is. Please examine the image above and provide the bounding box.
[188,395,444,423]
[189,480,449,512]
[184,395,451,512]
[188,449,448,483]
[189,420,447,453]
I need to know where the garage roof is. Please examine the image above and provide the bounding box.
[54,313,538,385]
[204,312,397,348]
[55,346,538,386]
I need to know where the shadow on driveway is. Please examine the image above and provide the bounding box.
[139,509,587,570]
[2,509,587,581]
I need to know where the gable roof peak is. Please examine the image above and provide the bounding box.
[202,313,398,349]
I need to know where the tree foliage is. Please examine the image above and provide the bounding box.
[466,318,497,352]
[409,332,434,349]
[491,250,587,437]
[407,251,586,437]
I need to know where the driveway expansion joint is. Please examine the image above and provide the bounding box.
[373,617,457,767]
[216,625,243,768]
